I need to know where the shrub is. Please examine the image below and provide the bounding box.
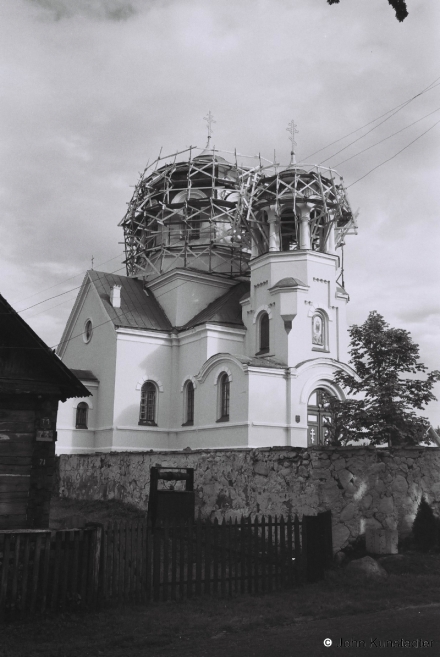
[412,496,439,551]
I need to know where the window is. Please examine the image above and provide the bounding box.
[139,381,157,425]
[217,373,230,422]
[258,312,270,354]
[75,402,89,429]
[280,208,298,251]
[312,312,327,349]
[183,381,195,426]
[83,319,93,343]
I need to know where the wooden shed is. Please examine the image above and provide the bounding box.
[0,293,89,529]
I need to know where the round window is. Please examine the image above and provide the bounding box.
[84,319,93,343]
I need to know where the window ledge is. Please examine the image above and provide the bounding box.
[182,421,194,427]
[312,347,329,353]
[216,416,230,423]
[255,349,270,356]
[138,421,157,426]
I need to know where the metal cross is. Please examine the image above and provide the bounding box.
[203,110,216,144]
[91,255,94,270]
[309,427,316,444]
[287,119,299,165]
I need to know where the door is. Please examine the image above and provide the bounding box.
[307,388,333,446]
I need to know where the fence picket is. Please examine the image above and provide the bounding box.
[41,533,51,612]
[0,512,307,619]
[267,516,273,592]
[195,520,202,596]
[10,535,21,616]
[21,534,31,613]
[30,534,42,614]
[204,518,211,596]
[186,521,193,599]
[0,534,11,619]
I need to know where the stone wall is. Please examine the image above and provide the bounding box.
[56,446,440,552]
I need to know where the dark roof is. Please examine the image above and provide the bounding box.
[0,293,90,400]
[182,282,250,330]
[70,369,99,382]
[89,271,173,332]
[270,277,307,290]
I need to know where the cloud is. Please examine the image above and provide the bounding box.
[25,0,138,21]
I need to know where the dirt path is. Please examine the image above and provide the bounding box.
[180,604,440,657]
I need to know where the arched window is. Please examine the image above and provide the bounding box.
[75,402,89,429]
[139,381,157,426]
[183,381,195,426]
[258,312,270,354]
[217,373,230,422]
[312,312,326,349]
[280,208,298,252]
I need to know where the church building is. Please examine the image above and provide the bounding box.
[56,125,357,453]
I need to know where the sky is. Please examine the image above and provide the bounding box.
[1,0,439,425]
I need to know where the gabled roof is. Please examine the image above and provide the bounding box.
[88,271,173,332]
[182,281,250,330]
[0,293,90,400]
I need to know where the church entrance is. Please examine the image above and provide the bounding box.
[307,388,334,446]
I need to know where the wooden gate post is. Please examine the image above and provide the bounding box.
[86,523,103,609]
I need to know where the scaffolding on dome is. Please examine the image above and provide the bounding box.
[120,146,257,280]
[120,146,358,280]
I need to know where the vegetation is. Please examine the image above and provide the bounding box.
[327,0,408,22]
[412,496,439,552]
[328,311,440,446]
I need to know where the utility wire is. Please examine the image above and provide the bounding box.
[335,105,440,168]
[303,76,440,162]
[15,251,125,304]
[346,119,440,189]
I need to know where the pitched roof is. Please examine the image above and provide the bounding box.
[0,293,90,400]
[182,281,250,330]
[88,271,173,332]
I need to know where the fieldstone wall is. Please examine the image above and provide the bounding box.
[56,446,440,552]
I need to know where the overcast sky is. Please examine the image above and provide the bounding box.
[1,0,439,424]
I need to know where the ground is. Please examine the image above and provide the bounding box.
[1,497,439,656]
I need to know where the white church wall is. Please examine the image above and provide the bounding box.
[57,284,117,453]
[112,329,173,449]
[247,369,288,446]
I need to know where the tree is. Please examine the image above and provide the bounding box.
[327,0,408,23]
[328,311,440,446]
[412,496,439,551]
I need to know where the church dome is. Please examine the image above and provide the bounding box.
[120,147,250,281]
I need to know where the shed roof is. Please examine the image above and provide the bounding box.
[0,293,90,400]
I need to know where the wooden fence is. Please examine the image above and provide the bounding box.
[0,516,303,619]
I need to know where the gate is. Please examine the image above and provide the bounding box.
[302,510,333,582]
[148,467,195,527]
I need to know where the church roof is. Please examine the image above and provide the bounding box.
[70,369,99,382]
[182,281,250,330]
[89,271,173,332]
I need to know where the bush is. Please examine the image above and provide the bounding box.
[412,496,439,552]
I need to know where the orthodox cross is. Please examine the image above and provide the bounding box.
[287,119,299,165]
[91,255,94,270]
[309,427,316,444]
[203,110,216,146]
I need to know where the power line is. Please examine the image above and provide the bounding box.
[14,251,125,305]
[303,76,440,162]
[346,119,440,189]
[335,105,440,168]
